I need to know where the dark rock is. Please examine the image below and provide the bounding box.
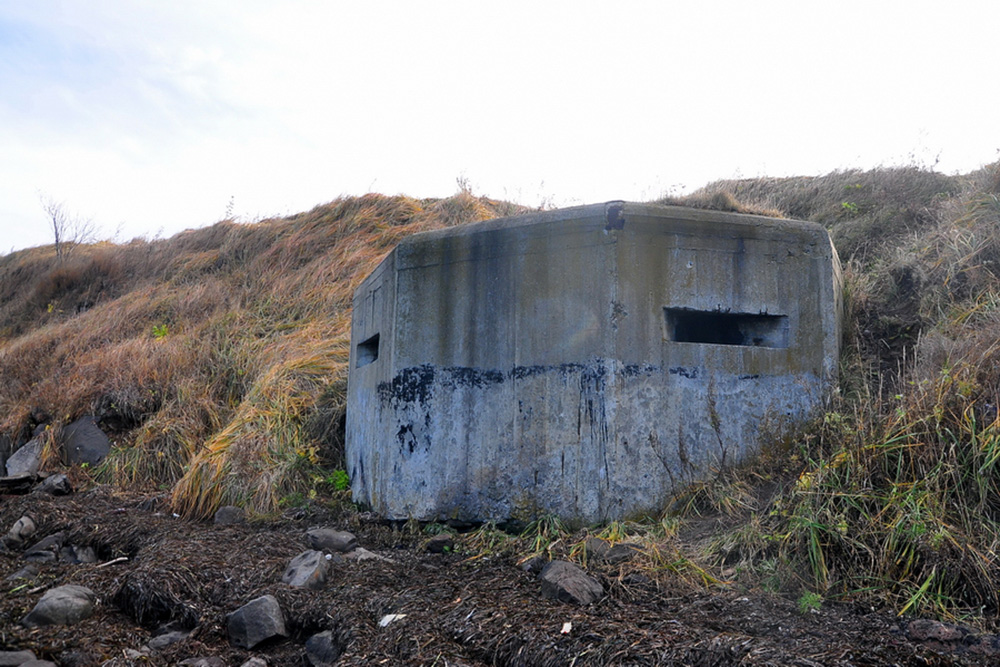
[308,528,357,553]
[622,572,653,588]
[61,416,111,466]
[0,651,38,666]
[6,563,40,581]
[907,618,971,642]
[425,533,454,553]
[227,594,287,649]
[584,537,610,561]
[178,659,226,667]
[520,554,548,575]
[214,505,245,525]
[604,542,641,564]
[539,560,604,605]
[22,584,96,626]
[305,630,344,666]
[282,550,328,589]
[23,532,64,562]
[6,438,43,477]
[240,659,269,667]
[20,660,57,667]
[36,473,72,496]
[70,544,97,564]
[147,630,190,650]
[4,515,36,548]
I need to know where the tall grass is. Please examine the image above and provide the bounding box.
[6,162,1000,626]
[696,162,1000,624]
[0,190,521,516]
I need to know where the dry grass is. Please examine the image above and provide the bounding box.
[7,162,1000,627]
[0,191,522,518]
[682,162,1000,625]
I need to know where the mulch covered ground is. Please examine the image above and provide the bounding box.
[0,487,995,666]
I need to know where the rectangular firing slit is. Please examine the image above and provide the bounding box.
[356,333,381,367]
[664,307,789,348]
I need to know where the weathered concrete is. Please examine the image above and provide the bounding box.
[347,202,842,523]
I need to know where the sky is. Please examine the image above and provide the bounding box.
[1,1,998,254]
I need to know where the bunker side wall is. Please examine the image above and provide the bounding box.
[347,206,840,522]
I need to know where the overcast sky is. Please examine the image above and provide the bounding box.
[1,1,998,254]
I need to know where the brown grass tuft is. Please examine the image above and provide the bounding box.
[0,192,523,519]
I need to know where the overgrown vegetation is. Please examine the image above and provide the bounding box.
[4,162,1000,627]
[0,189,527,518]
[665,162,1000,627]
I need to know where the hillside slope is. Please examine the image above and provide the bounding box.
[3,163,1000,625]
[0,191,528,518]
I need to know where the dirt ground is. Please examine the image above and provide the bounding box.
[1,487,996,666]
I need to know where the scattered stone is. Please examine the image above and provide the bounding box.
[0,651,38,666]
[539,560,604,605]
[425,533,454,553]
[6,438,43,477]
[584,537,610,561]
[147,630,190,650]
[214,505,245,525]
[240,659,269,667]
[59,544,97,564]
[4,515,36,548]
[19,660,57,667]
[622,572,653,589]
[604,543,641,565]
[76,544,98,563]
[36,473,72,496]
[22,584,96,627]
[520,554,547,575]
[282,550,328,589]
[23,532,64,563]
[178,658,226,667]
[307,528,357,553]
[305,630,344,666]
[61,416,111,467]
[227,594,287,649]
[343,547,391,562]
[6,563,40,581]
[907,618,971,642]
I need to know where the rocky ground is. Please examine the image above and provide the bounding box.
[2,483,999,666]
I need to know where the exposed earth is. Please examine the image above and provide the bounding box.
[1,485,998,666]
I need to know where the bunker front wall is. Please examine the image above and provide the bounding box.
[346,204,840,524]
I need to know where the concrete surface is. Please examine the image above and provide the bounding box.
[346,202,842,524]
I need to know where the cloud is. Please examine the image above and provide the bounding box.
[0,1,998,254]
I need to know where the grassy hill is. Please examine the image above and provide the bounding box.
[0,190,528,518]
[2,162,1000,624]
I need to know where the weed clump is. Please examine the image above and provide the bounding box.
[690,162,1000,626]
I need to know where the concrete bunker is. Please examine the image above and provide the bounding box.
[346,202,842,524]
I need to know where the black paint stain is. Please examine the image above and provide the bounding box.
[377,364,435,405]
[669,366,699,379]
[397,424,417,453]
[623,363,658,377]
